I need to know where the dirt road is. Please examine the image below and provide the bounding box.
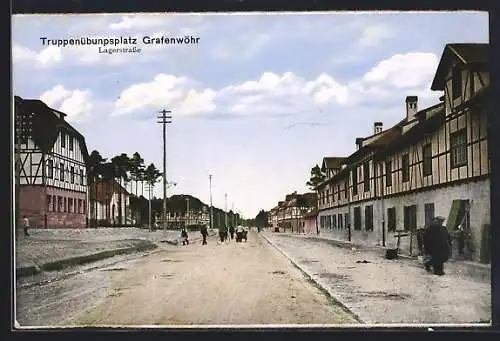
[16,231,358,327]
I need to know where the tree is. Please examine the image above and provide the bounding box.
[129,152,145,226]
[87,150,106,228]
[144,163,163,231]
[255,209,268,228]
[306,164,326,191]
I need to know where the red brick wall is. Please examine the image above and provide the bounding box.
[19,185,87,228]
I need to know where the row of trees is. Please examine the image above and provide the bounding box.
[87,150,163,227]
[87,149,239,229]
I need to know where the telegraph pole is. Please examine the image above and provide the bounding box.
[224,193,228,228]
[157,109,172,230]
[209,174,213,230]
[186,197,190,229]
[148,182,152,232]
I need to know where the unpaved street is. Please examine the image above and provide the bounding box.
[16,231,358,327]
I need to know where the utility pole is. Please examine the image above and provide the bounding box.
[148,182,152,232]
[224,193,228,228]
[186,197,190,229]
[232,202,235,226]
[209,174,213,230]
[157,109,172,230]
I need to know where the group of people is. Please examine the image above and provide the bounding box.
[179,225,249,246]
[422,216,452,276]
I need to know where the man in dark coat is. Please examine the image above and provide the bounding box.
[200,225,208,245]
[423,216,452,275]
[229,225,235,240]
[181,228,189,246]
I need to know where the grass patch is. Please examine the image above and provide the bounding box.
[17,241,157,278]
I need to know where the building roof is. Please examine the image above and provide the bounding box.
[321,157,346,171]
[92,178,130,203]
[431,43,489,90]
[14,96,90,163]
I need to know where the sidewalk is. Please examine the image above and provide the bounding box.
[261,231,491,325]
[15,228,193,278]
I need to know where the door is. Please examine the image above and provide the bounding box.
[424,203,435,229]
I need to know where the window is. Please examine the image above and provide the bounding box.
[402,154,409,182]
[58,196,63,212]
[63,197,67,212]
[344,179,348,199]
[61,131,66,148]
[338,214,343,229]
[70,166,75,183]
[47,159,53,179]
[423,143,432,176]
[69,136,74,151]
[452,66,462,100]
[78,199,82,213]
[47,195,52,212]
[52,195,56,212]
[363,162,370,192]
[387,207,396,232]
[365,205,373,231]
[344,213,349,229]
[353,206,361,230]
[83,199,86,214]
[424,203,435,228]
[404,205,417,232]
[68,198,73,213]
[60,163,65,181]
[332,215,337,229]
[326,190,330,204]
[352,167,358,195]
[337,185,341,201]
[470,72,475,97]
[385,161,392,187]
[450,129,467,168]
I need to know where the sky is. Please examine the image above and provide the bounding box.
[11,11,489,218]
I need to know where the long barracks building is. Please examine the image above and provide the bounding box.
[315,43,491,263]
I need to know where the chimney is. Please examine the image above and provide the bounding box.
[355,137,363,150]
[406,96,418,121]
[374,122,383,134]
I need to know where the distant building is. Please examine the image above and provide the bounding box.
[89,178,131,226]
[14,96,90,229]
[270,192,317,233]
[315,43,491,263]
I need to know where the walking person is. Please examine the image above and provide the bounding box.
[229,225,235,240]
[423,216,452,276]
[200,225,208,245]
[181,228,189,246]
[22,215,30,237]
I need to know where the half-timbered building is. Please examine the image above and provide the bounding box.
[14,96,90,228]
[316,43,491,263]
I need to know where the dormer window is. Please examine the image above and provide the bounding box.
[452,66,462,100]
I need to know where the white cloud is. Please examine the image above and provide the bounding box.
[12,44,63,68]
[363,52,439,88]
[358,23,394,47]
[40,85,93,122]
[113,51,442,119]
[114,74,201,116]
